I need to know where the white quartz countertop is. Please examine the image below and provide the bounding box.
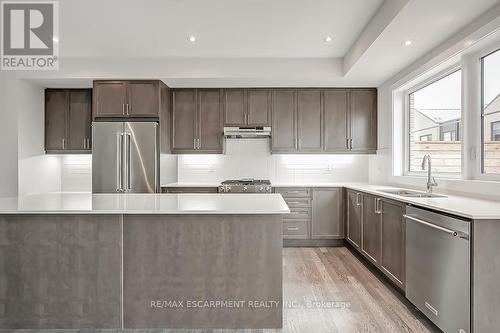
[342,184,500,220]
[164,182,500,219]
[0,193,290,215]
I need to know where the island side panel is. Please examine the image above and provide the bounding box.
[0,214,121,329]
[473,220,500,333]
[123,214,283,329]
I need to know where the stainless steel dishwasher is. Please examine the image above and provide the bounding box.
[404,206,470,333]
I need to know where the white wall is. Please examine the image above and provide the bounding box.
[175,139,370,184]
[17,80,62,195]
[0,74,19,197]
[0,76,62,197]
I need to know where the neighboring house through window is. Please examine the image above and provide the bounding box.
[442,130,457,141]
[407,69,462,174]
[419,134,432,141]
[493,121,500,141]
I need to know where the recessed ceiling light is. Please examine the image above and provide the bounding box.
[52,36,59,43]
[324,36,333,43]
[403,40,413,46]
[188,35,196,43]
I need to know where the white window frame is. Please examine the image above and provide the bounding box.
[403,65,463,179]
[470,41,500,182]
[479,46,500,179]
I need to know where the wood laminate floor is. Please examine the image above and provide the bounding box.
[1,247,439,333]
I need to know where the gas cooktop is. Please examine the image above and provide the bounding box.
[219,179,272,193]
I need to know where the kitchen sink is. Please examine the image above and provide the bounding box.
[377,189,447,198]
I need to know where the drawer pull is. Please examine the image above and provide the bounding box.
[286,226,300,231]
[287,201,301,204]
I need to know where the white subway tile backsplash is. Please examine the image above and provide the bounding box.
[58,140,370,191]
[61,155,92,192]
[176,139,369,183]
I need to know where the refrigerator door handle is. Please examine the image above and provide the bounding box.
[116,133,124,192]
[125,133,131,191]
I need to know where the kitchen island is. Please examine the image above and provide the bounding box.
[0,193,289,330]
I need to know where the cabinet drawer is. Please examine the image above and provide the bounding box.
[283,221,309,238]
[283,197,311,208]
[275,188,311,198]
[285,208,310,220]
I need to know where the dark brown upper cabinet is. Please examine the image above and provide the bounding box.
[93,80,161,119]
[271,89,297,152]
[198,89,223,151]
[324,89,349,152]
[297,89,322,151]
[247,89,271,126]
[171,88,223,154]
[224,89,246,126]
[349,89,377,152]
[45,89,92,153]
[223,89,271,127]
[271,88,377,154]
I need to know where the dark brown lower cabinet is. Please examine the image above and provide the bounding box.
[347,191,406,291]
[346,190,362,249]
[380,198,406,289]
[361,194,381,265]
[311,188,343,239]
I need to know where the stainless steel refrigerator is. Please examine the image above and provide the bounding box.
[92,122,159,193]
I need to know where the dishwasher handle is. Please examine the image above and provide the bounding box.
[403,214,469,240]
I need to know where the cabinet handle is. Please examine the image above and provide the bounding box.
[87,138,90,150]
[374,198,382,214]
[197,138,200,149]
[287,226,299,231]
[126,103,130,115]
[350,139,353,150]
[193,138,196,149]
[122,104,125,115]
[62,138,66,150]
[356,193,361,206]
[287,201,301,204]
[83,138,86,149]
[346,139,350,149]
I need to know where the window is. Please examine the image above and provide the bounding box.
[482,49,500,174]
[442,130,457,141]
[408,70,462,174]
[493,121,500,141]
[419,134,432,141]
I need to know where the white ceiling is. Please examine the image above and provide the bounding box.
[60,0,383,58]
[23,0,500,87]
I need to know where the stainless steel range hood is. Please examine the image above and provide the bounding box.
[224,126,271,139]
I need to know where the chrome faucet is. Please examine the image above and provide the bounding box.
[421,155,438,193]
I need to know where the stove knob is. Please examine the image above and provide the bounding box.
[226,185,231,192]
[243,185,248,191]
